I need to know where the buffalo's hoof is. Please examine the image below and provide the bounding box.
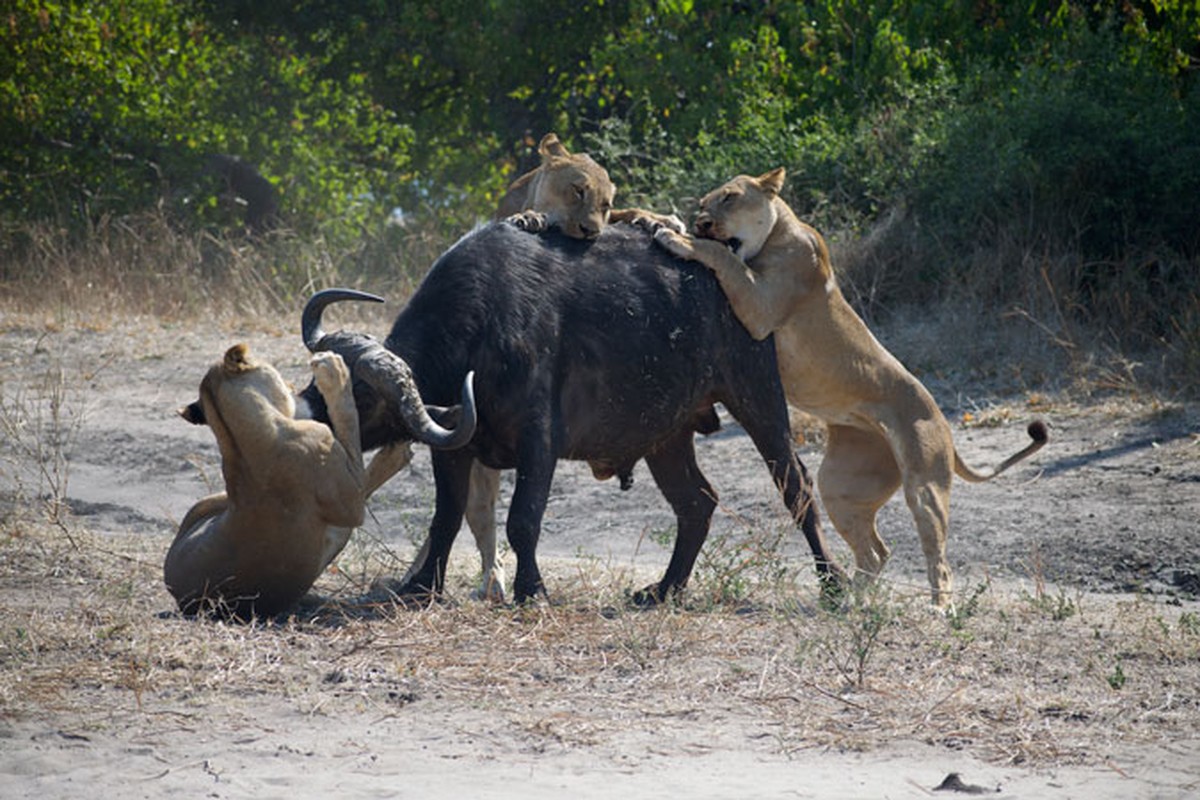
[817,566,851,611]
[370,577,440,607]
[512,581,548,606]
[630,583,673,608]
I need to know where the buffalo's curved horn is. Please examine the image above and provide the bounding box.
[356,344,477,450]
[302,287,476,450]
[302,288,385,351]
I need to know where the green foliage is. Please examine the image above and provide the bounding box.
[1107,660,1127,690]
[2,1,1199,390]
[0,0,413,243]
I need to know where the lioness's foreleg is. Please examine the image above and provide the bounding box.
[505,209,550,233]
[653,228,799,340]
[320,443,413,572]
[364,443,413,497]
[610,208,685,235]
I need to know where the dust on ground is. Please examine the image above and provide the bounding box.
[1,313,1198,798]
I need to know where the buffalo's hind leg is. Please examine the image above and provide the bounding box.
[635,431,718,606]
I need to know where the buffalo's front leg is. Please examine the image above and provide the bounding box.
[395,449,473,598]
[507,423,558,604]
[635,431,718,605]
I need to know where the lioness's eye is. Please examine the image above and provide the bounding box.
[573,185,585,199]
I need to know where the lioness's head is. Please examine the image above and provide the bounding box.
[693,167,786,260]
[527,133,615,240]
[180,343,295,426]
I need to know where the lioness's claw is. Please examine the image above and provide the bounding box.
[662,214,687,234]
[653,227,694,260]
[506,210,549,233]
[628,213,686,236]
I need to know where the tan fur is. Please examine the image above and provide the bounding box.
[655,169,1047,607]
[164,345,412,617]
[497,132,683,239]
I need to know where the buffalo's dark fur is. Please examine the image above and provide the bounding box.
[303,222,845,603]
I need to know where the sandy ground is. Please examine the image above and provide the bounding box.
[2,312,1199,798]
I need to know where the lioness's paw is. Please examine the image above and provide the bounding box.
[311,351,350,396]
[653,227,695,260]
[628,212,686,236]
[506,210,549,233]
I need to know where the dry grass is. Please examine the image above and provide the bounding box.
[2,213,1197,778]
[3,516,1196,767]
[0,212,447,327]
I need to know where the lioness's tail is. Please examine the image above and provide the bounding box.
[954,420,1048,483]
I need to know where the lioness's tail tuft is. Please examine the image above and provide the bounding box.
[954,417,1048,484]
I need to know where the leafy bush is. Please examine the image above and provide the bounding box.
[0,0,414,245]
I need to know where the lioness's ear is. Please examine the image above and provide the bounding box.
[539,132,570,160]
[757,167,786,196]
[223,343,251,374]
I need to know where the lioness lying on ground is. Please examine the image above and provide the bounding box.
[655,168,1047,607]
[164,344,411,619]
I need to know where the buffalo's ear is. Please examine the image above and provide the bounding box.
[757,167,786,196]
[538,132,570,160]
[179,400,207,425]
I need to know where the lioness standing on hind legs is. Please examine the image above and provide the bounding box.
[654,168,1048,608]
[165,344,412,619]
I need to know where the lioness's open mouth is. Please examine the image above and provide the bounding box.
[694,229,742,255]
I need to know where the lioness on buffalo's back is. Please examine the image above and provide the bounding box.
[655,168,1047,607]
[298,222,847,605]
[415,131,693,601]
[497,132,684,240]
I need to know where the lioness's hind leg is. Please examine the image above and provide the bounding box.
[818,425,900,586]
[902,473,954,608]
[889,420,955,607]
[397,460,506,603]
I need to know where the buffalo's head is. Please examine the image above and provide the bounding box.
[297,289,476,452]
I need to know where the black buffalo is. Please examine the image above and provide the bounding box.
[300,222,846,604]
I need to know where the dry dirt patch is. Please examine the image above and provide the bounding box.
[1,315,1199,798]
